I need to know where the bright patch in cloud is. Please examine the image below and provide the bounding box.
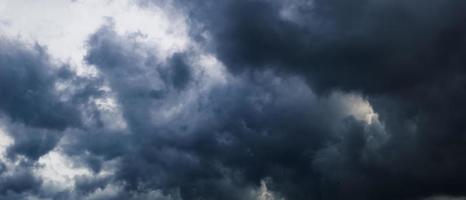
[0,0,189,75]
[35,150,91,189]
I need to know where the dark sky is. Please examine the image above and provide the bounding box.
[1,0,466,200]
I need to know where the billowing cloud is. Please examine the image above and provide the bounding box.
[0,0,465,200]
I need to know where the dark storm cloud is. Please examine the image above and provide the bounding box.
[0,167,41,194]
[5,124,61,160]
[80,23,392,200]
[1,0,466,199]
[0,152,46,200]
[155,0,466,199]
[0,40,81,130]
[0,38,100,161]
[0,38,101,200]
[134,0,466,199]
[182,0,466,94]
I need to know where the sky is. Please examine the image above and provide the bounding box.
[0,0,466,200]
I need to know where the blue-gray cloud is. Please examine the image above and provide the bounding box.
[1,1,466,200]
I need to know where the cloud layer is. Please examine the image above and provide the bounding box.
[1,0,466,200]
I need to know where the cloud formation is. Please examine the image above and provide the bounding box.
[0,0,466,200]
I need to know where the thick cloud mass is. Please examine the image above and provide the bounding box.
[172,0,466,199]
[184,0,466,94]
[0,40,81,130]
[1,0,466,200]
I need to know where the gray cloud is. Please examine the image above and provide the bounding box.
[155,0,466,199]
[1,0,466,200]
[79,23,392,199]
[0,40,81,130]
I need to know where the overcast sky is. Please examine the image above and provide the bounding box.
[1,0,466,200]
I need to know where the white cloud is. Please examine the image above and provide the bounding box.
[0,127,13,159]
[0,0,189,76]
[327,92,380,125]
[34,150,92,190]
[256,179,284,200]
[0,122,16,175]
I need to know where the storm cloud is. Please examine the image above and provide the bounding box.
[0,0,466,200]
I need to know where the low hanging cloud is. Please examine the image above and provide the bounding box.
[0,0,465,200]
